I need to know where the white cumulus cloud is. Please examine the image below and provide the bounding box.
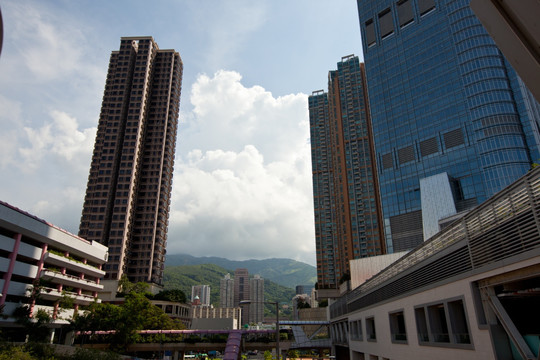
[19,110,96,171]
[168,70,315,264]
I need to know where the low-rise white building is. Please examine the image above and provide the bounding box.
[191,306,242,330]
[0,201,108,335]
[330,167,540,359]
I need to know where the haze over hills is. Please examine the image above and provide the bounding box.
[165,254,317,289]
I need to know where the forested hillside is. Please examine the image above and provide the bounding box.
[163,263,296,308]
[165,254,316,289]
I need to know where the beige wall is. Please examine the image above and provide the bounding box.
[350,252,408,289]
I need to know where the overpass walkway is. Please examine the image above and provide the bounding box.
[78,321,331,359]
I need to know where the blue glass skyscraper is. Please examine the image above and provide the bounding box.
[356,0,540,252]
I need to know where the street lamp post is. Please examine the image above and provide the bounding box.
[240,300,280,359]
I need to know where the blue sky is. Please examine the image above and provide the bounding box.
[0,0,363,265]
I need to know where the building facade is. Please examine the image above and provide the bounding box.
[0,201,108,334]
[191,284,211,306]
[356,0,540,253]
[234,268,250,324]
[151,299,191,328]
[78,36,183,287]
[329,167,540,359]
[220,273,235,308]
[249,274,264,324]
[309,55,385,293]
[191,307,242,330]
[234,268,249,306]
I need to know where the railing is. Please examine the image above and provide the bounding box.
[41,269,103,290]
[44,252,105,277]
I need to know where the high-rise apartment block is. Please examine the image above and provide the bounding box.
[249,274,264,323]
[78,37,183,288]
[234,268,250,324]
[220,273,235,308]
[309,55,384,291]
[233,268,250,306]
[356,0,540,252]
[191,285,211,306]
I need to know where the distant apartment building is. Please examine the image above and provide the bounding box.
[234,268,249,306]
[220,273,234,308]
[295,284,315,296]
[356,0,540,253]
[234,268,250,325]
[78,36,183,290]
[191,284,210,306]
[249,274,264,324]
[0,201,108,339]
[309,55,385,294]
[151,299,191,328]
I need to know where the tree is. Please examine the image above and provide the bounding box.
[153,289,186,303]
[117,275,151,297]
[288,350,300,359]
[13,306,51,343]
[296,298,311,309]
[71,289,184,351]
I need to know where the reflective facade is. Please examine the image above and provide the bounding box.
[79,37,183,286]
[309,56,384,290]
[357,0,540,252]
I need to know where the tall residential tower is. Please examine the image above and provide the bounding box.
[249,274,264,323]
[220,273,235,308]
[356,0,540,252]
[79,37,183,288]
[309,55,385,293]
[191,285,211,306]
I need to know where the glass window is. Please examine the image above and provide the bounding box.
[448,299,471,344]
[366,317,377,341]
[415,298,472,347]
[415,307,429,342]
[365,19,376,47]
[418,0,436,16]
[397,0,414,27]
[379,9,394,39]
[389,310,407,343]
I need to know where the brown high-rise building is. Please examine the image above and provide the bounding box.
[79,37,183,288]
[309,55,385,295]
[233,268,250,324]
[234,268,250,306]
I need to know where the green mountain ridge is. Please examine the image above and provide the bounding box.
[165,254,317,289]
[163,263,296,308]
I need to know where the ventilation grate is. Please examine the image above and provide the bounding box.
[382,153,393,170]
[398,145,415,164]
[443,128,465,149]
[420,137,439,157]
